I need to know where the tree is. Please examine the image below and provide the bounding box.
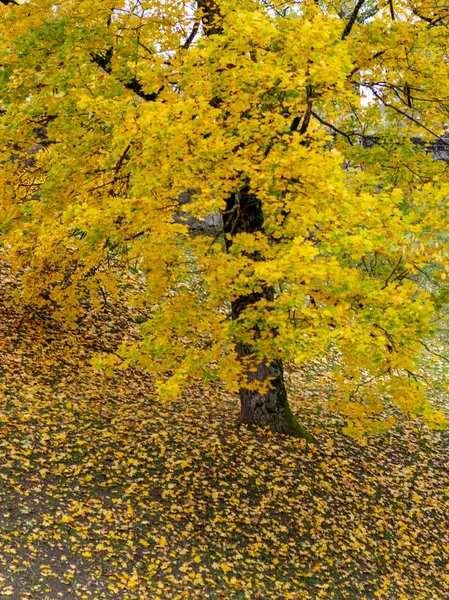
[1,0,449,439]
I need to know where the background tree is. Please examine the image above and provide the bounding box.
[1,0,449,439]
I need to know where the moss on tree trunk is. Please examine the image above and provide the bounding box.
[236,343,316,442]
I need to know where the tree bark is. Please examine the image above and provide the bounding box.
[223,186,316,442]
[236,343,316,441]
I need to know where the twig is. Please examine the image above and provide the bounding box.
[382,256,403,289]
[311,111,354,145]
[416,339,449,364]
[367,85,449,147]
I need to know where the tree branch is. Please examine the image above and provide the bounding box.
[183,18,201,50]
[416,340,449,364]
[311,110,354,145]
[342,0,368,40]
[91,48,161,102]
[366,84,449,146]
[389,0,396,20]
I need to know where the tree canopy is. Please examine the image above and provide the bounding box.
[1,0,449,437]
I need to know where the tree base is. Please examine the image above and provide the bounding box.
[238,357,318,444]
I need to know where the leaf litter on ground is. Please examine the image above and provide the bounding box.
[0,259,447,600]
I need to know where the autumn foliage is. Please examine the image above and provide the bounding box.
[1,0,449,436]
[2,2,449,596]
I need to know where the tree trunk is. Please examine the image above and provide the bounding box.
[236,342,316,441]
[197,0,315,441]
[223,186,316,442]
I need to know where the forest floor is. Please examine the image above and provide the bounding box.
[0,259,448,600]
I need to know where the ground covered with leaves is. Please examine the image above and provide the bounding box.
[0,261,448,600]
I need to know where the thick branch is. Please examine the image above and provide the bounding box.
[342,0,367,39]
